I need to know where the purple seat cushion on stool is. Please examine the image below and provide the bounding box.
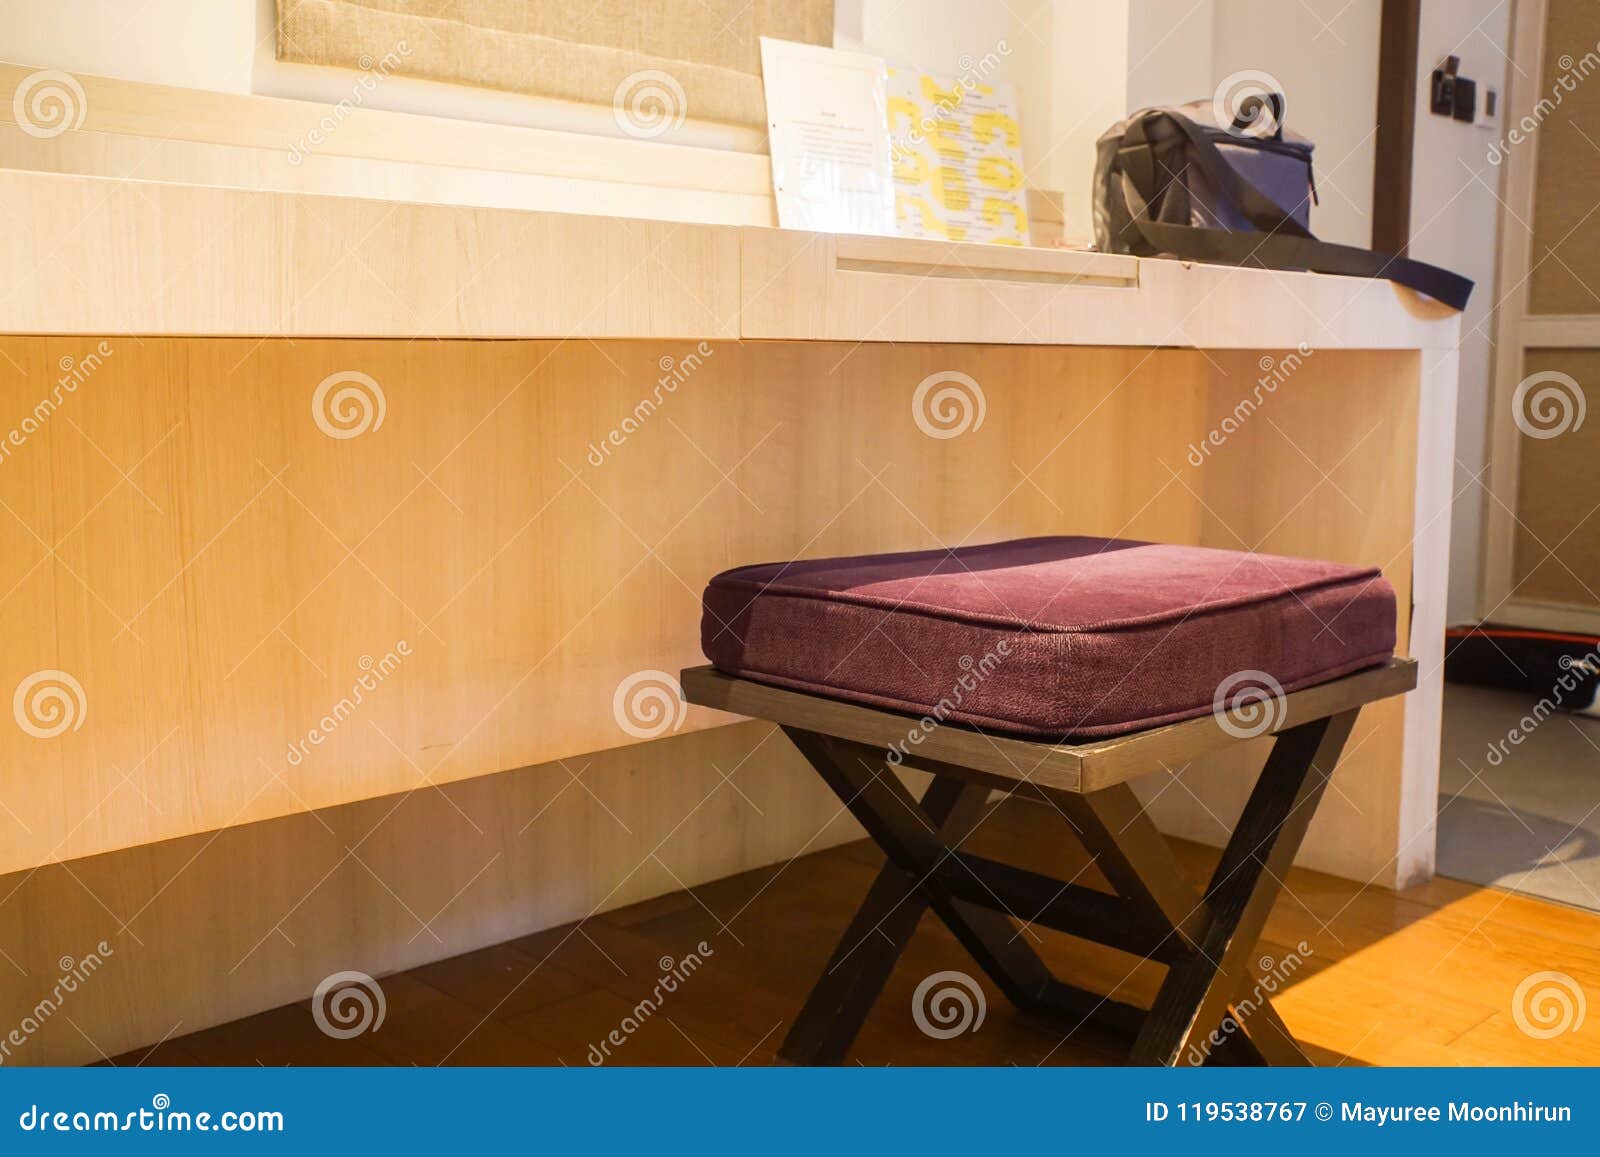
[700,536,1397,739]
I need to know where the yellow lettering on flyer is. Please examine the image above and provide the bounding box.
[888,94,919,133]
[930,121,966,160]
[981,197,1028,236]
[894,149,927,183]
[886,66,1031,246]
[900,195,950,238]
[973,111,1021,148]
[933,166,971,211]
[920,75,964,108]
[977,155,1025,191]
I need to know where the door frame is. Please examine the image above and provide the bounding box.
[1481,0,1600,633]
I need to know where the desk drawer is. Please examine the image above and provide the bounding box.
[739,229,1140,344]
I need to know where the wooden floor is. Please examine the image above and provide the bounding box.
[111,795,1600,1067]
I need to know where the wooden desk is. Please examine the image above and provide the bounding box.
[0,111,1458,1064]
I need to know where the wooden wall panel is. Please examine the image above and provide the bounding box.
[0,171,743,339]
[0,721,854,1067]
[1137,349,1422,881]
[1511,348,1600,607]
[0,124,777,227]
[1527,0,1600,314]
[0,337,1422,883]
[0,337,1200,873]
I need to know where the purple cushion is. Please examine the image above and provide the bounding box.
[701,536,1396,738]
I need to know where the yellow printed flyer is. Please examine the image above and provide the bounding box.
[887,67,1030,246]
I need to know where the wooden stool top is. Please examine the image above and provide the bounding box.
[681,658,1416,794]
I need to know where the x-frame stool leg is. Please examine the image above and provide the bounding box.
[1129,710,1358,1065]
[1050,783,1306,1065]
[773,708,1358,1066]
[776,770,989,1064]
[778,728,1153,1063]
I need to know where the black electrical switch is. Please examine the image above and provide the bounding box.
[1431,55,1459,117]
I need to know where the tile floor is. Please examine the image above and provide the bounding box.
[1438,682,1600,911]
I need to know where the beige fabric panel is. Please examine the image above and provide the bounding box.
[1512,348,1600,606]
[1527,0,1600,314]
[275,0,834,127]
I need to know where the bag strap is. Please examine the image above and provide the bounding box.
[1114,111,1473,310]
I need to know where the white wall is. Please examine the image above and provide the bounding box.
[0,0,258,91]
[835,0,1020,75]
[1210,0,1382,248]
[1021,1,1132,234]
[1127,0,1216,111]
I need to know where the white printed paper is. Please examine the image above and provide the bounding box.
[760,37,895,235]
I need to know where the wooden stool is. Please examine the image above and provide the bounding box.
[682,658,1416,1066]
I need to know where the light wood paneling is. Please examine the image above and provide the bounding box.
[0,171,740,339]
[0,337,1426,887]
[0,61,773,203]
[1527,1,1600,314]
[1511,348,1600,607]
[1481,0,1600,631]
[0,123,777,227]
[1137,348,1428,885]
[0,720,857,1067]
[0,171,1462,349]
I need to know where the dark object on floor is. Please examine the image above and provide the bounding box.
[682,657,1417,1068]
[1444,624,1600,714]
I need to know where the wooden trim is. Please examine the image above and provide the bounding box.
[0,61,772,196]
[740,226,1464,349]
[1481,0,1549,619]
[0,122,777,228]
[833,233,1140,287]
[1519,314,1600,346]
[0,168,1465,347]
[1494,597,1600,636]
[680,660,1418,795]
[1372,0,1421,255]
[0,170,742,339]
